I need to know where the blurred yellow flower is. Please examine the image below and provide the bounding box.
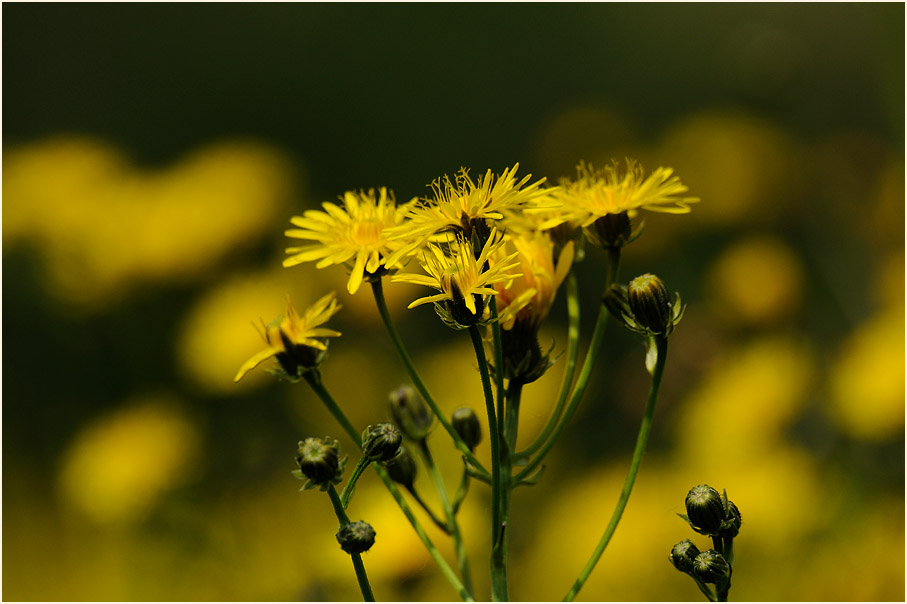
[392,232,521,318]
[829,306,905,440]
[284,187,413,295]
[234,292,342,382]
[58,396,199,524]
[539,159,699,230]
[494,232,574,331]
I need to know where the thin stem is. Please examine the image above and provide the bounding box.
[419,440,475,598]
[302,376,472,601]
[326,484,375,602]
[563,336,669,602]
[340,456,371,509]
[303,370,360,446]
[489,296,506,436]
[518,269,580,459]
[467,323,507,602]
[516,249,620,482]
[370,279,489,478]
[407,486,451,533]
[690,574,718,602]
[452,468,471,514]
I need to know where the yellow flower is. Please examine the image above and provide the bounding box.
[234,292,341,382]
[392,231,522,324]
[388,163,549,244]
[284,188,412,294]
[494,232,575,331]
[540,159,699,229]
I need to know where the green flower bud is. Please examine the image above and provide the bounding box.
[295,437,343,487]
[628,273,674,335]
[361,423,403,462]
[451,407,482,450]
[389,385,434,441]
[685,484,725,536]
[669,539,701,574]
[692,550,731,584]
[382,446,417,490]
[719,499,742,539]
[584,211,632,250]
[336,520,376,554]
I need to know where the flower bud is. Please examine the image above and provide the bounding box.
[692,550,731,584]
[296,437,342,487]
[719,499,742,539]
[361,423,403,462]
[669,539,701,574]
[628,273,674,335]
[584,211,632,249]
[389,385,434,441]
[685,484,725,536]
[451,407,482,450]
[382,446,417,490]
[336,520,376,554]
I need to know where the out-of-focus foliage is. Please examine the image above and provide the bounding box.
[3,3,903,602]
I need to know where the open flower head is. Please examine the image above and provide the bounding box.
[387,164,550,248]
[284,188,413,294]
[540,159,699,230]
[392,231,522,326]
[494,231,575,331]
[234,292,341,382]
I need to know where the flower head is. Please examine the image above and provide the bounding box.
[392,231,521,327]
[541,159,699,230]
[283,188,412,294]
[234,292,341,382]
[388,164,549,246]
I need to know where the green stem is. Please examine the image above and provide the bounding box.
[517,269,580,460]
[303,370,360,446]
[340,456,371,509]
[407,486,451,533]
[516,249,620,482]
[467,323,507,601]
[563,336,668,602]
[452,468,471,514]
[326,484,375,602]
[489,296,506,437]
[419,440,475,598]
[370,279,489,479]
[302,376,472,601]
[690,574,718,602]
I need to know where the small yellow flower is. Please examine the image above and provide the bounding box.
[392,231,522,321]
[494,232,575,331]
[234,292,341,382]
[540,159,699,229]
[388,163,549,244]
[284,188,412,294]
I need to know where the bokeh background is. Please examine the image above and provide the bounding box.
[3,3,904,601]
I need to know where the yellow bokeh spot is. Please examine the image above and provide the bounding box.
[677,336,814,460]
[705,236,805,326]
[829,306,905,440]
[58,396,200,524]
[3,137,296,311]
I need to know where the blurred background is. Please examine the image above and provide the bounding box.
[3,3,904,601]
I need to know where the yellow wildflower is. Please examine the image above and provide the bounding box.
[234,292,341,382]
[387,163,550,247]
[284,188,412,294]
[494,232,575,331]
[392,231,522,325]
[540,159,699,229]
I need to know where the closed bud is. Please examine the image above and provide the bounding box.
[692,550,731,584]
[669,539,701,574]
[296,437,343,487]
[382,446,417,490]
[719,499,742,539]
[685,484,725,536]
[451,407,482,450]
[361,423,403,462]
[628,273,674,335]
[336,520,376,554]
[389,385,434,441]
